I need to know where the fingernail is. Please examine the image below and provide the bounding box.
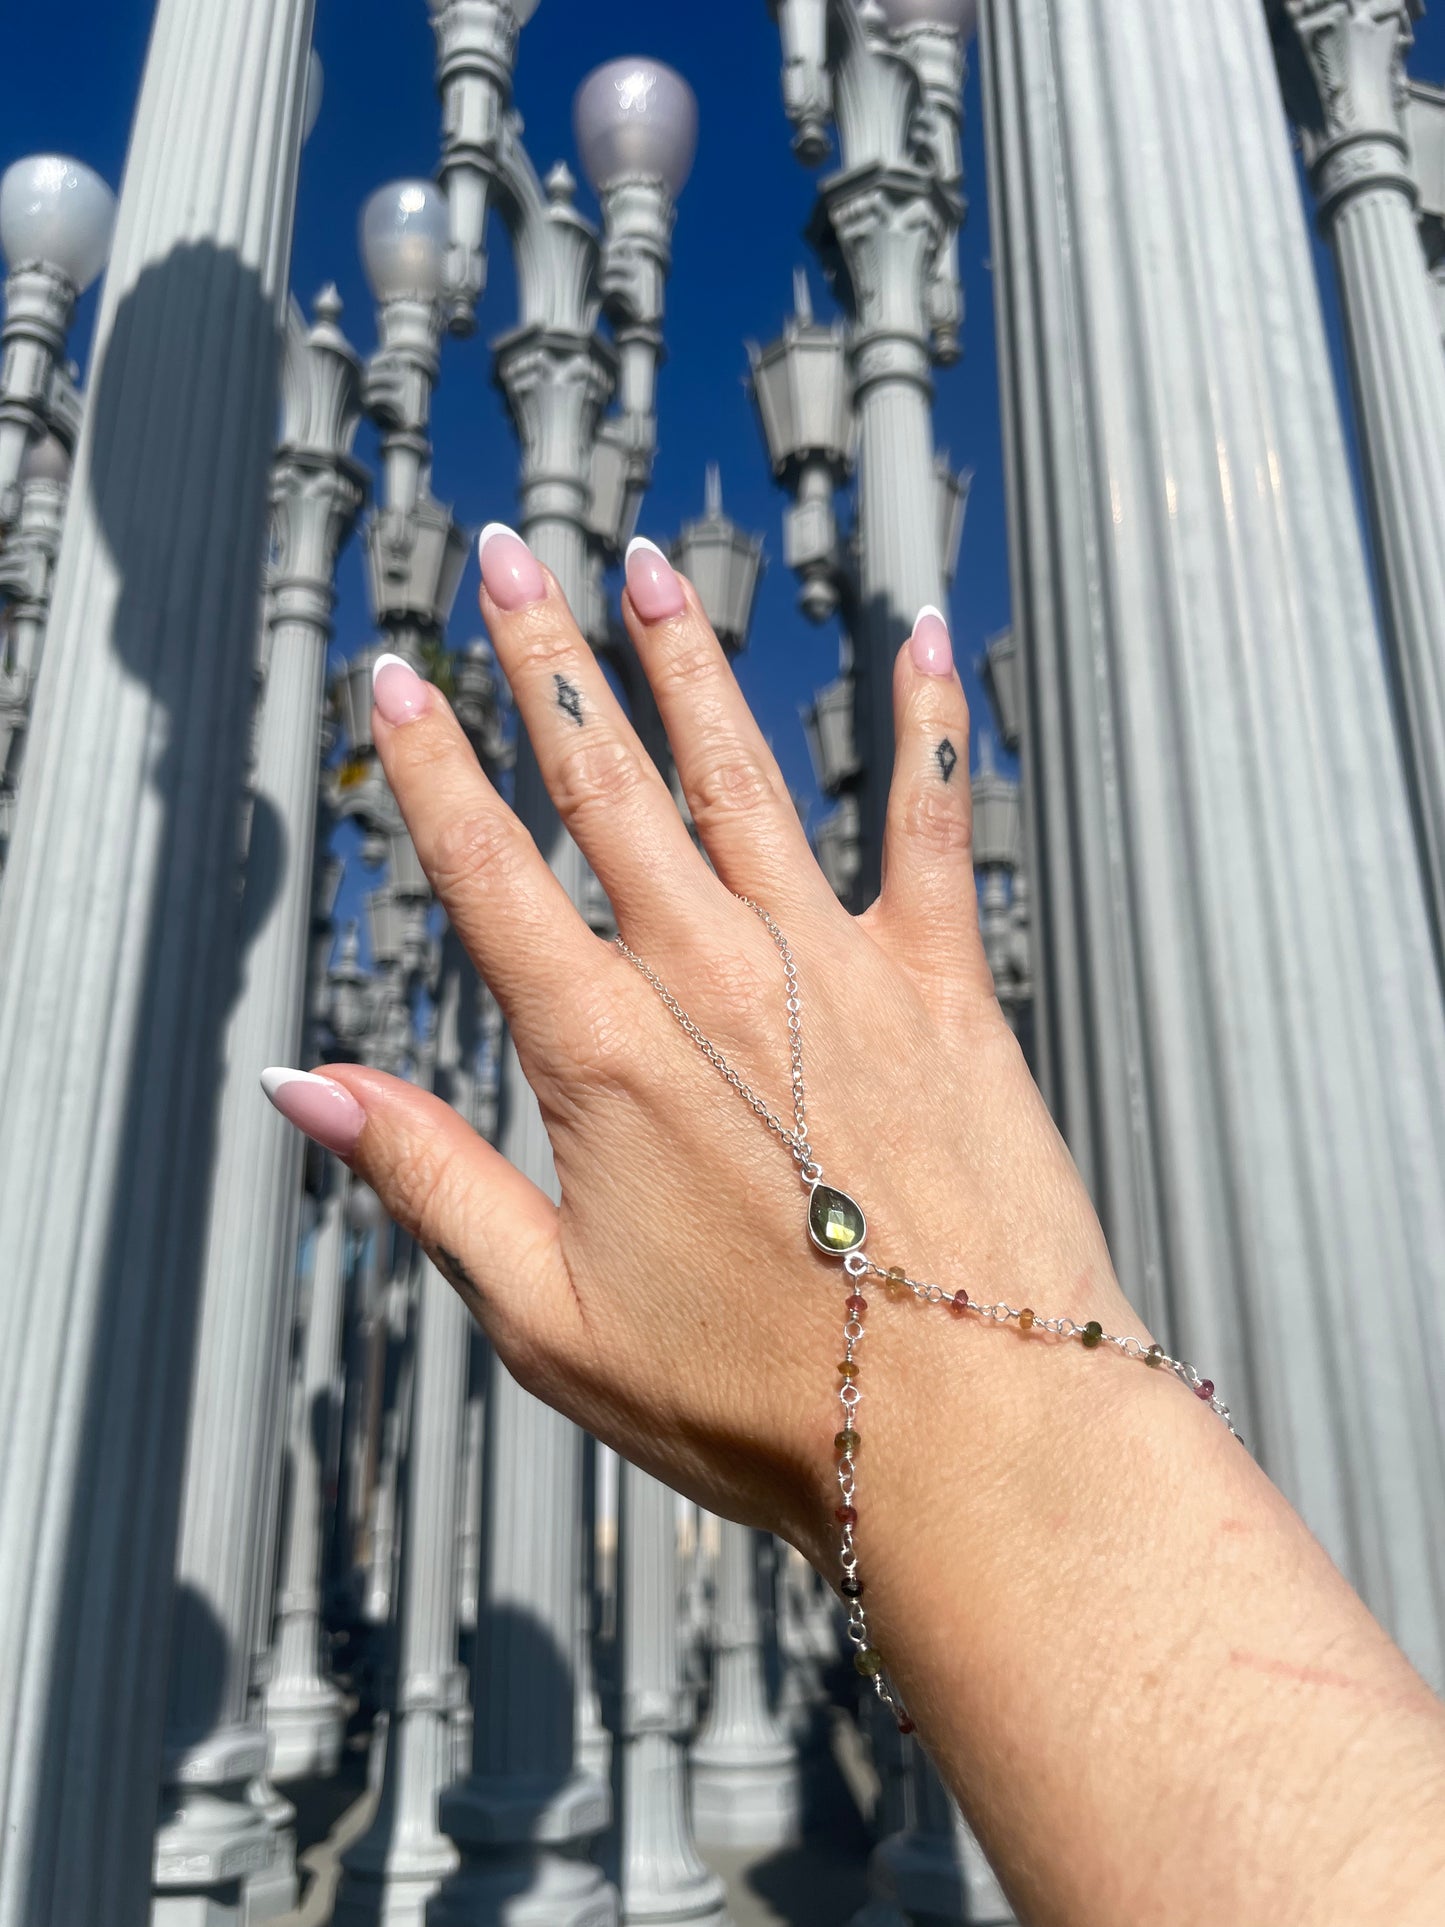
[372,652,429,727]
[261,1067,366,1157]
[909,605,953,677]
[479,521,546,611]
[625,536,686,623]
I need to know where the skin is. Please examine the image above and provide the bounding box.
[301,556,1445,1927]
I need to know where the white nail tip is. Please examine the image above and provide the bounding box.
[478,521,520,558]
[371,652,411,690]
[914,604,948,631]
[261,1066,326,1099]
[625,535,668,566]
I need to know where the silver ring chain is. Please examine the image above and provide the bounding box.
[615,896,814,1179]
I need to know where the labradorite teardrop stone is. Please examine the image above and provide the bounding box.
[808,1184,866,1256]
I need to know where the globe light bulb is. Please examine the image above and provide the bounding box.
[358,180,450,303]
[20,433,72,486]
[303,50,324,144]
[0,155,116,292]
[573,58,699,199]
[874,0,979,35]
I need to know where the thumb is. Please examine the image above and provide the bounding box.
[261,1062,575,1372]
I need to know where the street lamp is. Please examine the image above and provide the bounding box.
[0,154,115,522]
[668,466,765,655]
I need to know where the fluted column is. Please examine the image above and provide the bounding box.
[611,1466,729,1927]
[1274,0,1445,966]
[154,285,364,1923]
[267,1163,352,1780]
[691,1523,800,1850]
[0,4,314,1921]
[980,0,1445,1683]
[337,935,483,1926]
[432,331,615,1927]
[830,174,949,902]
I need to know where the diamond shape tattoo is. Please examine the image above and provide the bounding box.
[935,737,958,784]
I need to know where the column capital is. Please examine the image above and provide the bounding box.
[1279,0,1421,216]
[816,161,943,389]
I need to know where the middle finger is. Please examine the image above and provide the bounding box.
[477,521,718,939]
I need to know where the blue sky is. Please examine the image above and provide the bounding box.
[7,1,1444,832]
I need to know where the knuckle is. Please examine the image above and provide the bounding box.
[427,803,525,898]
[688,752,778,831]
[653,638,723,698]
[900,782,974,861]
[550,733,647,823]
[565,985,647,1087]
[510,622,581,681]
[385,1130,467,1250]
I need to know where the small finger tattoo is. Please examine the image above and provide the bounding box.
[435,1244,481,1296]
[554,674,584,728]
[935,738,958,784]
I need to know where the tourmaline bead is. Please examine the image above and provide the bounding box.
[839,1360,858,1379]
[1146,1344,1165,1367]
[1195,1378,1215,1400]
[846,1293,867,1316]
[1018,1307,1035,1330]
[1081,1321,1103,1348]
[835,1504,857,1526]
[854,1648,884,1677]
[884,1265,907,1292]
[950,1290,968,1314]
[898,1716,916,1735]
[841,1577,864,1599]
[835,1429,861,1453]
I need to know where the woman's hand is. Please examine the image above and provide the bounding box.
[267,527,1126,1566]
[264,525,1445,1927]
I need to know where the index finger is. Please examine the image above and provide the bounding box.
[369,651,614,1033]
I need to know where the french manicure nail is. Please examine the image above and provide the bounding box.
[479,521,547,611]
[909,604,954,677]
[625,536,686,623]
[372,652,429,727]
[261,1067,366,1157]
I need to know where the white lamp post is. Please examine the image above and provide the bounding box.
[0,155,114,525]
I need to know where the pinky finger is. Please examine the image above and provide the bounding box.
[870,608,993,998]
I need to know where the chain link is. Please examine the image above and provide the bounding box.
[615,896,813,1170]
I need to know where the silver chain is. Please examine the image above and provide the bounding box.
[614,896,815,1177]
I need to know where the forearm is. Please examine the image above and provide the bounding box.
[844,1282,1445,1927]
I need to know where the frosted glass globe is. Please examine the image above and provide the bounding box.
[20,433,72,485]
[303,51,324,143]
[875,0,978,35]
[0,156,116,292]
[359,180,449,302]
[573,58,698,198]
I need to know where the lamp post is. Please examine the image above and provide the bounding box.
[265,921,369,1782]
[1409,80,1445,340]
[1271,0,1445,970]
[981,0,1445,1688]
[428,42,696,1927]
[0,432,71,873]
[0,154,114,527]
[691,1523,800,1851]
[153,285,366,1926]
[761,0,971,904]
[0,2,318,1918]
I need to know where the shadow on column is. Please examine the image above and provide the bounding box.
[20,244,280,1924]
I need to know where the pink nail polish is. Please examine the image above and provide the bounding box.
[372,652,429,727]
[625,536,686,623]
[261,1067,366,1157]
[479,521,546,610]
[909,605,953,677]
